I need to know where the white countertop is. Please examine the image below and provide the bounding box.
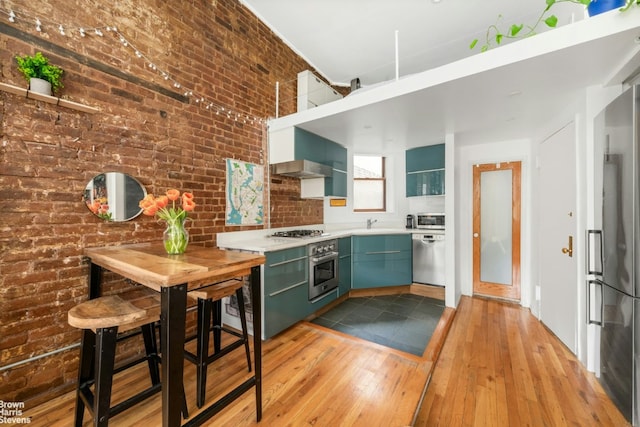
[217,226,424,253]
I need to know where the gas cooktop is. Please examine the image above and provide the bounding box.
[270,229,325,238]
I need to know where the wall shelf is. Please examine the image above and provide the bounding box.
[0,82,99,114]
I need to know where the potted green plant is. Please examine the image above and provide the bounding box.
[471,0,638,52]
[15,52,64,96]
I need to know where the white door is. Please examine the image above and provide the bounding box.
[538,122,578,353]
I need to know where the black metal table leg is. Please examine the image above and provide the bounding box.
[89,263,102,299]
[250,265,262,421]
[160,284,187,427]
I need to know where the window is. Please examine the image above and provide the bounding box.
[353,155,386,211]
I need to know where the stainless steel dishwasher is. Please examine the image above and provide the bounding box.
[412,230,445,286]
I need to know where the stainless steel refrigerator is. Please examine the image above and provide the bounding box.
[587,85,639,426]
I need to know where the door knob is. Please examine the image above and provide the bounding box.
[473,232,479,238]
[562,235,573,257]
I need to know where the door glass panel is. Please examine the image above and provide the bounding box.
[480,169,512,285]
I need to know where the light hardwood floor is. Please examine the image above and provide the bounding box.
[416,296,629,426]
[22,295,627,426]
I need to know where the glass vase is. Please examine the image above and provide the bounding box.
[162,217,189,254]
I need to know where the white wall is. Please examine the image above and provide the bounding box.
[323,144,446,227]
[324,140,457,308]
[323,145,406,228]
[455,139,533,308]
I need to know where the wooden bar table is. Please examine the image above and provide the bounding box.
[83,243,266,427]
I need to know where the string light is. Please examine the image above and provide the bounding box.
[1,5,266,125]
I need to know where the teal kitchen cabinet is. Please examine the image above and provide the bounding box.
[406,144,445,197]
[294,127,328,164]
[352,234,412,288]
[295,128,348,197]
[325,168,347,197]
[263,246,309,339]
[324,136,347,197]
[271,127,346,197]
[325,137,347,172]
[338,237,352,296]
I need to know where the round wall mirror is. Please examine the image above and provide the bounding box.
[84,172,147,222]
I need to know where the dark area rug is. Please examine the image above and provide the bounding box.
[311,293,445,356]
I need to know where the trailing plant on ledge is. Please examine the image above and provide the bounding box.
[470,0,639,52]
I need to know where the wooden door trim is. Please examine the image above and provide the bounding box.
[472,161,521,300]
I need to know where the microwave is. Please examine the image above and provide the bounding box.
[416,213,445,229]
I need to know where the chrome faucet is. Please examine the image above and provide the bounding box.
[366,218,378,229]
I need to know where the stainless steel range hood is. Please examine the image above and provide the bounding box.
[270,159,332,179]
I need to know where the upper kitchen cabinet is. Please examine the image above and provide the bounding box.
[323,138,347,197]
[406,144,445,197]
[270,127,347,198]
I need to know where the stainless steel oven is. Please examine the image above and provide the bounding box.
[308,239,339,300]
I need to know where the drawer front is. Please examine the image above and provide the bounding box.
[352,256,412,288]
[352,234,411,254]
[263,246,309,339]
[264,247,308,295]
[352,234,411,289]
[265,246,307,265]
[264,281,309,339]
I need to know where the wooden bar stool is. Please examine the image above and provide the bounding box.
[68,288,187,426]
[184,278,252,408]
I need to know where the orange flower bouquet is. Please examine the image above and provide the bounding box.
[139,189,196,254]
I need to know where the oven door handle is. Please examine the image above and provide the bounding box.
[311,252,338,263]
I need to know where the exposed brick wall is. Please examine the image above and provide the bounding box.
[269,176,323,228]
[0,0,324,407]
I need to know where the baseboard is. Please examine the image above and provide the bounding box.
[409,283,445,300]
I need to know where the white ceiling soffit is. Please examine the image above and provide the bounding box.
[240,0,590,87]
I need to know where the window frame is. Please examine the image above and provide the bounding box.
[353,155,386,212]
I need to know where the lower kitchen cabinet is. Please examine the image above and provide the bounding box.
[262,234,411,338]
[338,237,352,295]
[263,246,309,339]
[352,234,412,288]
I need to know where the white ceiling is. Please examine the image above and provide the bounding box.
[242,0,589,87]
[241,1,640,151]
